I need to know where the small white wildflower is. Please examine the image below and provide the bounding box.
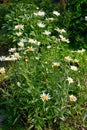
[15,24,24,30]
[0,67,5,74]
[34,12,38,16]
[17,82,21,87]
[70,66,78,71]
[40,92,51,102]
[47,45,51,49]
[28,38,36,44]
[35,57,39,60]
[18,42,24,48]
[28,39,40,46]
[43,30,51,35]
[54,38,60,43]
[36,41,40,46]
[69,95,77,102]
[55,28,66,33]
[45,61,48,64]
[16,32,22,36]
[67,77,74,84]
[8,48,16,53]
[25,59,28,62]
[34,11,45,16]
[11,52,20,60]
[0,56,6,61]
[53,11,60,16]
[37,23,45,28]
[27,46,34,51]
[59,35,70,43]
[20,38,27,43]
[65,39,70,43]
[85,16,87,21]
[46,17,54,21]
[36,7,39,10]
[65,56,72,62]
[77,49,86,54]
[72,59,79,63]
[71,49,86,53]
[38,11,45,16]
[52,62,60,67]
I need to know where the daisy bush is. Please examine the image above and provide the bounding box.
[0,2,87,130]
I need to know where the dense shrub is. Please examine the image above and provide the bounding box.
[68,0,87,49]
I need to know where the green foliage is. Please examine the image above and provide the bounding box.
[68,0,87,49]
[0,4,12,28]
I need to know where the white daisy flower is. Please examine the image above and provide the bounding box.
[34,11,45,16]
[53,11,60,16]
[20,38,27,43]
[16,32,22,36]
[0,67,5,74]
[37,23,45,28]
[65,56,72,62]
[69,95,77,102]
[59,35,70,43]
[72,59,79,63]
[0,56,6,61]
[28,38,36,44]
[85,16,87,21]
[11,52,20,60]
[52,62,60,67]
[77,49,86,54]
[70,66,78,71]
[18,42,24,48]
[55,28,66,33]
[47,45,51,49]
[8,48,16,53]
[27,46,34,51]
[46,17,54,21]
[17,82,21,87]
[15,24,24,30]
[40,92,51,102]
[43,30,51,35]
[67,77,74,84]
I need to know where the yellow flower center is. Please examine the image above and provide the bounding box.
[18,25,23,29]
[28,47,33,51]
[18,43,23,47]
[42,95,47,100]
[0,69,5,74]
[0,70,4,73]
[70,96,76,101]
[65,57,71,62]
[14,54,19,59]
[53,63,60,67]
[73,59,78,63]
